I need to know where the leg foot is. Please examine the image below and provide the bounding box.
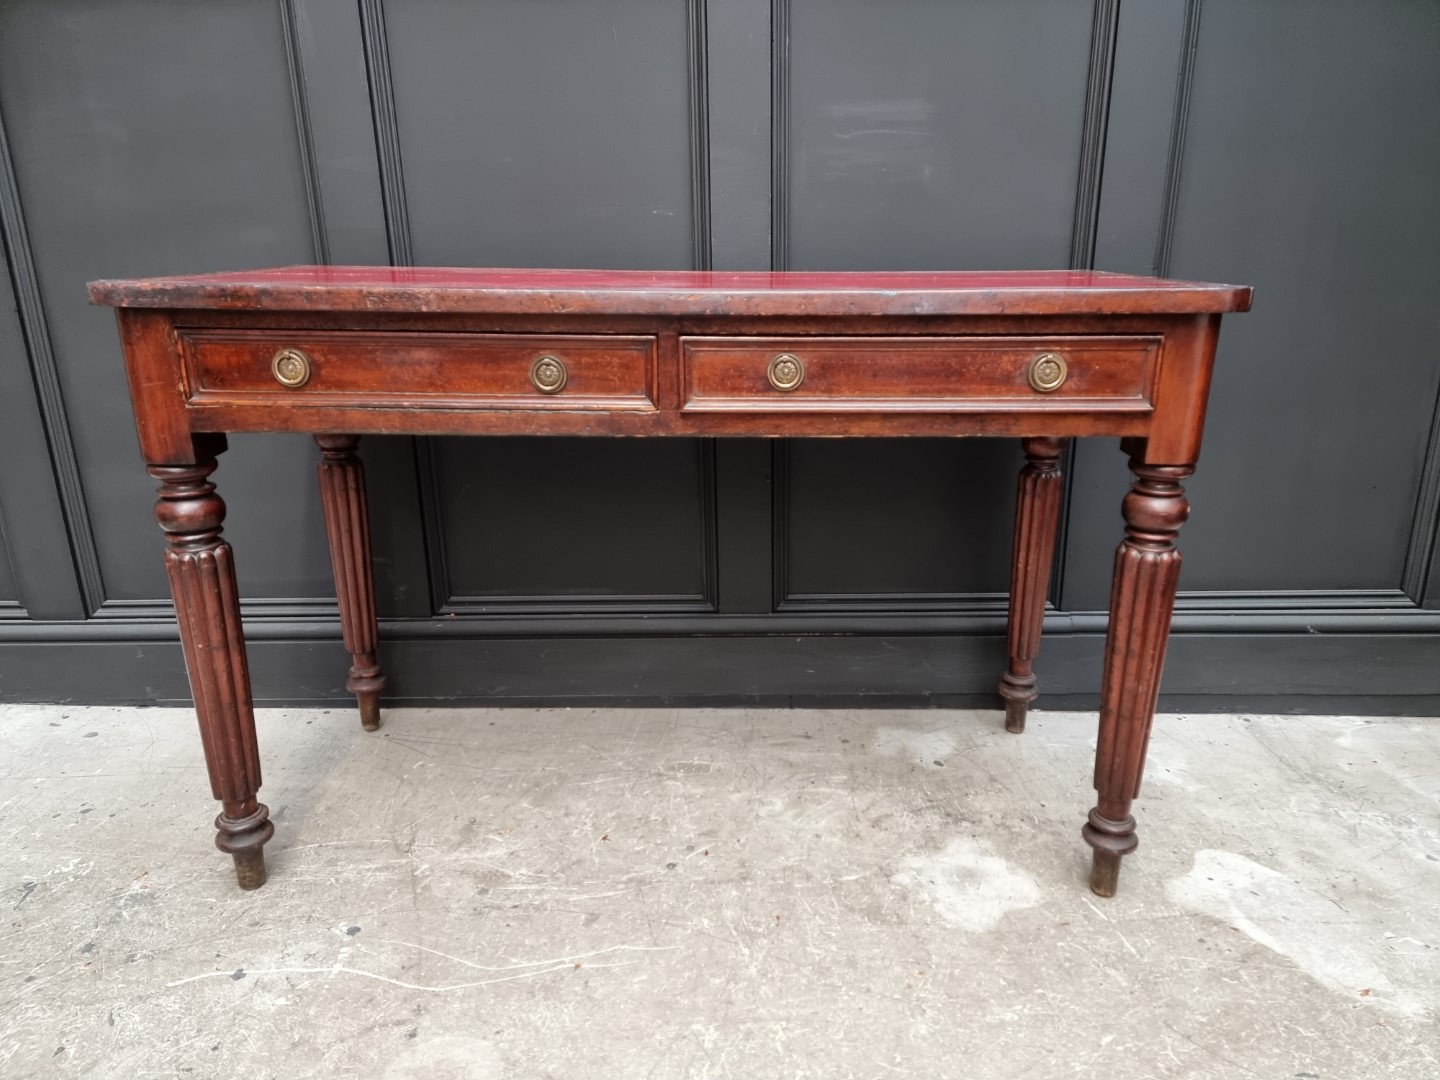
[211,806,273,892]
[1088,849,1123,898]
[317,435,387,732]
[1081,808,1137,897]
[998,672,1036,734]
[355,684,382,732]
[999,437,1065,732]
[228,845,269,890]
[214,803,274,890]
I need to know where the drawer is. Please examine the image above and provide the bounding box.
[680,335,1160,412]
[179,331,657,410]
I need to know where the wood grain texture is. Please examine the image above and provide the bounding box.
[149,455,272,889]
[999,437,1066,733]
[680,335,1157,413]
[316,435,385,731]
[181,330,658,411]
[89,266,1252,317]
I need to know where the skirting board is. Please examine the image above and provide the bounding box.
[2,631,1438,716]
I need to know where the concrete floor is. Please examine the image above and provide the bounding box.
[1,703,1436,1079]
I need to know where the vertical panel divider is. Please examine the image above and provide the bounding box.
[358,0,443,619]
[413,435,452,614]
[1055,0,1122,611]
[1069,0,1121,271]
[706,0,777,614]
[764,0,791,615]
[288,0,429,619]
[1403,380,1440,608]
[0,106,100,618]
[687,0,725,615]
[357,0,412,267]
[0,507,23,616]
[713,439,776,614]
[769,0,791,272]
[1151,0,1203,278]
[280,0,330,263]
[687,0,713,272]
[769,438,791,611]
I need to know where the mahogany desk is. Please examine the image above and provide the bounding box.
[89,267,1251,897]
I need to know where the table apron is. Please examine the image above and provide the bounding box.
[182,404,1156,440]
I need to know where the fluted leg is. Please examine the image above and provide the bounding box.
[316,435,385,731]
[1083,447,1192,897]
[998,437,1066,733]
[150,457,273,890]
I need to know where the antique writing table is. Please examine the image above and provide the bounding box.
[89,267,1251,897]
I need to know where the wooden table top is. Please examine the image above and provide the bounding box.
[89,266,1253,318]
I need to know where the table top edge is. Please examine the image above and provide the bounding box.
[87,265,1254,316]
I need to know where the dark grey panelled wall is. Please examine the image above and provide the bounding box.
[2,0,1439,711]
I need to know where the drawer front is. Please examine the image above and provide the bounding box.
[181,331,657,410]
[680,335,1160,412]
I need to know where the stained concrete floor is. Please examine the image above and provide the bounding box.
[1,703,1437,1079]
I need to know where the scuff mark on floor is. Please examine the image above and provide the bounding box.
[873,726,959,765]
[1168,849,1431,1018]
[892,837,1042,932]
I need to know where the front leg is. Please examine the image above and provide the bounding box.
[316,435,385,731]
[998,436,1066,733]
[1083,446,1191,896]
[151,456,273,890]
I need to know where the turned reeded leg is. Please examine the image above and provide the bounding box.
[150,457,273,890]
[316,435,385,731]
[998,437,1066,734]
[1083,448,1192,897]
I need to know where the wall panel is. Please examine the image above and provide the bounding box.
[778,0,1097,608]
[434,436,714,611]
[1167,0,1440,593]
[384,0,700,270]
[0,0,1436,709]
[783,0,1098,271]
[0,526,17,606]
[380,0,713,607]
[0,0,333,604]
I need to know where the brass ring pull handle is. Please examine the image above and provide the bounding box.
[766,352,805,392]
[1027,352,1068,393]
[271,348,312,388]
[530,354,568,394]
